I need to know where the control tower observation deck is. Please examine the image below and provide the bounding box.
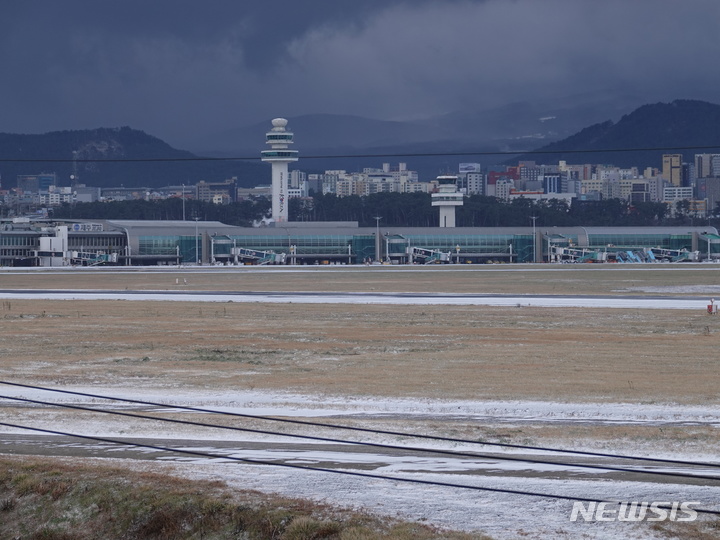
[261,118,298,222]
[431,175,464,227]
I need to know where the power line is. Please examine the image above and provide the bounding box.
[1,381,718,472]
[2,144,720,163]
[3,392,717,483]
[1,420,718,516]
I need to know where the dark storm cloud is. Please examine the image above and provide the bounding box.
[1,0,719,147]
[1,0,431,140]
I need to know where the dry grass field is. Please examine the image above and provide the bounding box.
[2,265,720,446]
[2,265,719,404]
[0,298,718,405]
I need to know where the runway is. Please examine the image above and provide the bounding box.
[0,288,712,309]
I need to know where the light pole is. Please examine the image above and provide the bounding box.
[374,216,382,262]
[194,217,200,264]
[182,184,186,221]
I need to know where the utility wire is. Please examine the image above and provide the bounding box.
[2,144,720,163]
[1,381,718,471]
[3,392,718,483]
[1,420,718,517]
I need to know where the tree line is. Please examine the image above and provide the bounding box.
[51,193,717,228]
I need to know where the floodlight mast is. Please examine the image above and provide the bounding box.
[374,216,382,262]
[194,217,200,264]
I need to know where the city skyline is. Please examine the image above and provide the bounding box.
[8,151,720,214]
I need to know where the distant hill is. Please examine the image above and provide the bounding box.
[209,114,454,154]
[189,94,641,178]
[0,127,266,189]
[195,94,641,154]
[509,99,720,168]
[4,98,715,190]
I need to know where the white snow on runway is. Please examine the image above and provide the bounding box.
[0,289,711,309]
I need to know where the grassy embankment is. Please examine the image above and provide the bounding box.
[0,456,484,540]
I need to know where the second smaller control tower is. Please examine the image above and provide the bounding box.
[431,175,463,227]
[261,118,298,222]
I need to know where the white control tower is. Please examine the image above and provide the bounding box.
[431,175,463,227]
[261,118,298,222]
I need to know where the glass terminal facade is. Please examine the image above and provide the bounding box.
[1,220,718,266]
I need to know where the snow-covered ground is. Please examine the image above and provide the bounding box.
[1,386,718,539]
[3,385,720,436]
[0,289,713,309]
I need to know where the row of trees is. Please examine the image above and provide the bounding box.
[51,193,716,228]
[294,193,712,228]
[52,197,270,226]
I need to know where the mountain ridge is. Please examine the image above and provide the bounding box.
[191,96,640,156]
[510,99,720,168]
[0,127,265,189]
[2,99,718,190]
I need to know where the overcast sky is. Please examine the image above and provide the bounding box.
[2,0,719,148]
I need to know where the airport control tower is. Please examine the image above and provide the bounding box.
[431,175,463,227]
[261,118,298,222]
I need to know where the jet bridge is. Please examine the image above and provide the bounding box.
[232,247,286,265]
[407,246,452,264]
[648,247,699,262]
[69,251,118,266]
[551,246,607,263]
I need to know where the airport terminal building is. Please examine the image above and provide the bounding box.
[6,117,719,267]
[1,218,719,267]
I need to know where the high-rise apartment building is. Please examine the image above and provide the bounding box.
[662,154,682,186]
[695,153,720,179]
